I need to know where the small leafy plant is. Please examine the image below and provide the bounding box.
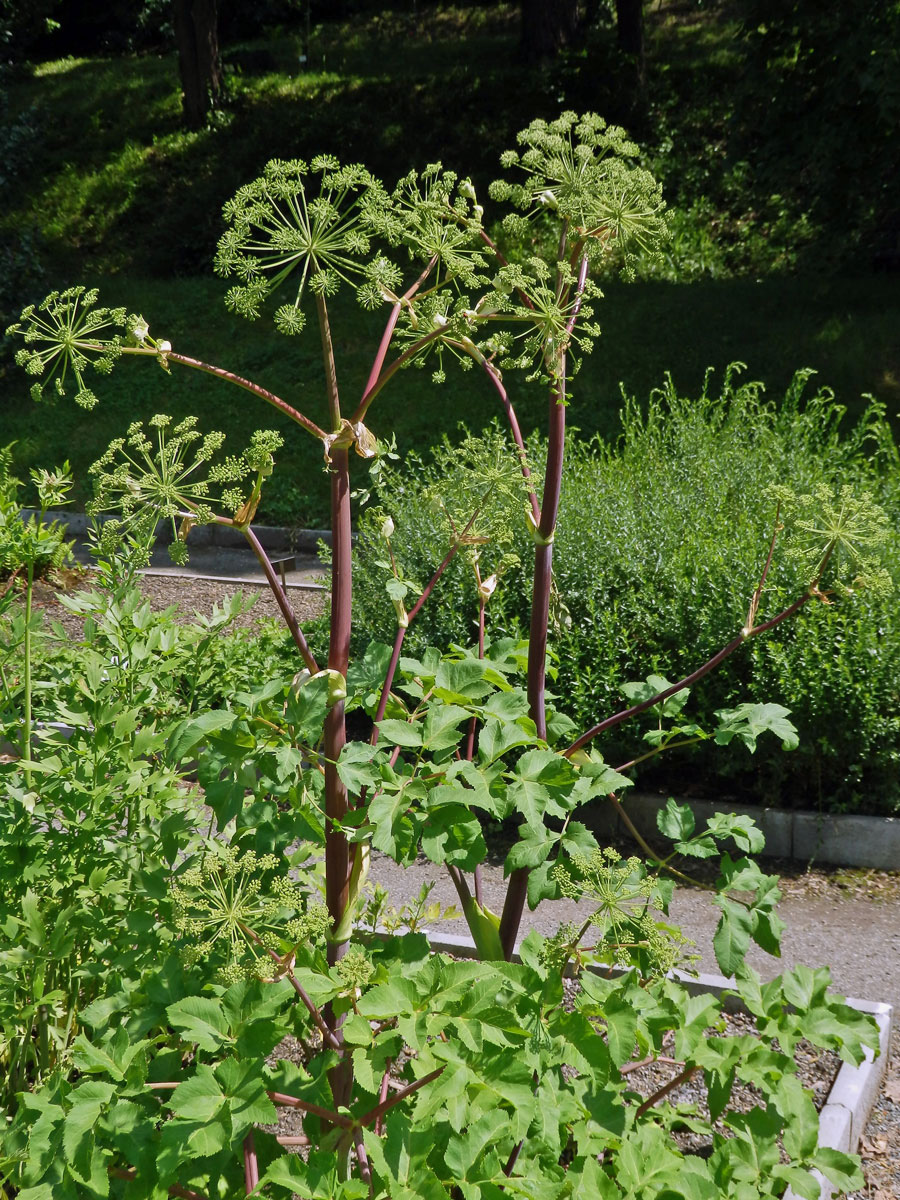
[1,113,888,1198]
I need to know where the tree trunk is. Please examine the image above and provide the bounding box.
[519,0,579,62]
[173,0,222,129]
[615,0,645,82]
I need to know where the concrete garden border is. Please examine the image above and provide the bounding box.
[603,793,900,872]
[425,931,894,1200]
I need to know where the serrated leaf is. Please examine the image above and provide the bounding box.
[714,702,799,753]
[168,1065,225,1122]
[603,995,637,1068]
[62,1081,114,1167]
[704,811,765,854]
[435,658,495,702]
[376,718,423,748]
[70,1034,125,1081]
[336,741,383,793]
[812,1146,865,1192]
[478,716,534,764]
[166,996,231,1052]
[657,797,694,841]
[777,1074,819,1159]
[167,709,238,763]
[444,1108,510,1179]
[505,827,554,874]
[713,899,753,976]
[217,1057,278,1129]
[422,703,470,752]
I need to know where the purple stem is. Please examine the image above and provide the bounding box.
[566,589,814,758]
[268,1091,352,1128]
[499,252,590,960]
[358,1066,445,1128]
[133,348,328,440]
[240,521,319,673]
[238,922,342,1051]
[243,1133,259,1194]
[351,327,447,425]
[480,359,540,525]
[370,501,487,735]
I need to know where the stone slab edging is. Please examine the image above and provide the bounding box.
[601,793,900,872]
[422,931,893,1200]
[137,568,328,591]
[21,509,333,552]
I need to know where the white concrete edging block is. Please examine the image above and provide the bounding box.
[615,792,900,870]
[422,932,894,1199]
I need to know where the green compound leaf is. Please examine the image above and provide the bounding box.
[166,996,232,1052]
[712,898,753,976]
[168,1065,225,1123]
[714,702,799,753]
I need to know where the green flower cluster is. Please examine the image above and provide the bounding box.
[171,847,329,984]
[6,287,127,409]
[489,111,669,276]
[214,156,387,333]
[771,482,893,598]
[553,847,689,973]
[88,417,283,563]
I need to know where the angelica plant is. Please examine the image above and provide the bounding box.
[3,111,888,1200]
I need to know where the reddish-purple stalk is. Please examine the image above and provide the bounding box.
[498,250,590,960]
[479,359,540,525]
[374,1062,392,1136]
[238,921,342,1051]
[565,581,820,759]
[117,345,328,440]
[316,293,352,976]
[635,1066,698,1118]
[268,1091,352,1127]
[359,256,438,403]
[371,501,490,732]
[204,515,319,674]
[351,325,448,425]
[242,1133,259,1194]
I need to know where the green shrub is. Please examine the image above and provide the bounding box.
[352,367,900,814]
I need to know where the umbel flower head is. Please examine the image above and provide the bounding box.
[552,847,689,974]
[88,417,283,565]
[214,155,389,334]
[769,482,893,598]
[171,846,330,985]
[6,287,127,409]
[489,111,669,278]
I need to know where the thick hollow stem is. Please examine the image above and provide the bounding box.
[22,559,34,787]
[499,369,566,960]
[499,254,590,960]
[242,1132,259,1194]
[325,449,352,964]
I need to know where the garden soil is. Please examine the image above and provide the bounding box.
[23,566,900,1198]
